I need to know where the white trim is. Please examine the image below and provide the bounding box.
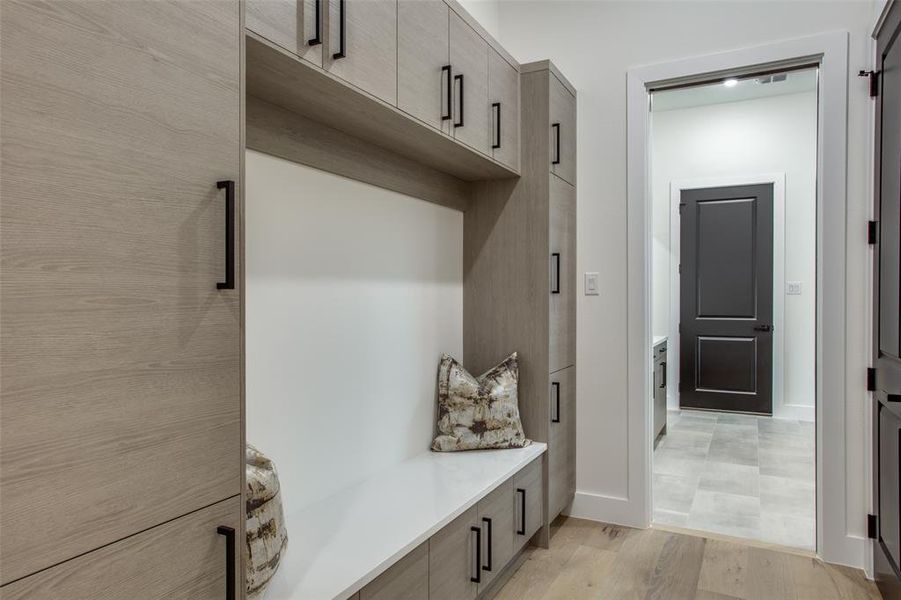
[664,174,813,422]
[627,31,857,567]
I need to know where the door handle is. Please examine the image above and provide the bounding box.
[454,74,464,127]
[470,525,482,583]
[660,362,666,388]
[551,381,561,423]
[217,526,236,600]
[753,325,773,332]
[482,517,493,572]
[216,180,235,290]
[441,65,452,121]
[332,0,346,59]
[492,102,501,149]
[516,488,527,535]
[551,253,561,294]
[552,122,561,165]
[308,0,322,45]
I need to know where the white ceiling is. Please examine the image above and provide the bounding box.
[650,68,818,112]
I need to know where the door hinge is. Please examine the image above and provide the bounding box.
[868,367,877,392]
[869,220,879,244]
[869,514,878,539]
[678,264,682,275]
[858,70,880,97]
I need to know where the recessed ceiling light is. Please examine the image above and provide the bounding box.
[723,78,739,88]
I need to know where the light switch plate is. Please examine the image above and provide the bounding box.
[786,281,802,295]
[585,272,599,295]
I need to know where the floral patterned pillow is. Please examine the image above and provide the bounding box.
[431,352,531,451]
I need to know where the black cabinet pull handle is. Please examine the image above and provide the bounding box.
[552,122,561,165]
[308,0,321,45]
[516,488,526,535]
[552,381,560,423]
[660,362,666,389]
[887,394,901,403]
[470,525,481,583]
[332,0,346,59]
[551,252,561,294]
[216,180,235,290]
[217,526,236,600]
[753,324,773,332]
[454,74,464,127]
[492,102,501,149]
[441,65,452,121]
[482,517,493,572]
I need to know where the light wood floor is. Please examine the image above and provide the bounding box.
[494,517,881,600]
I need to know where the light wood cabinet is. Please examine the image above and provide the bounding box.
[398,0,451,133]
[326,0,397,104]
[449,11,490,155]
[360,541,429,600]
[0,497,241,600]
[429,506,479,600]
[549,72,577,185]
[246,0,323,67]
[488,48,520,171]
[0,0,242,585]
[549,175,577,373]
[477,479,515,592]
[549,366,577,520]
[513,457,543,553]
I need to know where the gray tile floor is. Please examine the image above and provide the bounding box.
[653,409,815,550]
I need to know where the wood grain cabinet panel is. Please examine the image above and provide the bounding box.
[246,0,324,67]
[549,73,576,185]
[488,48,520,171]
[326,0,397,104]
[0,497,241,600]
[0,0,242,584]
[398,0,450,133]
[477,479,515,592]
[449,11,489,155]
[513,456,543,553]
[360,541,428,600]
[549,366,576,520]
[429,506,479,600]
[549,176,577,373]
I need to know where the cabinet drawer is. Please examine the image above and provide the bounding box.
[549,366,576,520]
[429,506,478,600]
[477,479,514,592]
[1,497,241,600]
[246,0,323,67]
[488,48,520,171]
[360,541,428,600]
[326,0,397,104]
[550,175,577,372]
[513,456,543,553]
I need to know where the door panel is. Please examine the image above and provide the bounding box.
[880,404,901,571]
[488,49,520,171]
[513,457,543,553]
[360,541,428,600]
[549,366,576,520]
[549,176,576,373]
[679,185,773,414]
[0,0,242,584]
[429,506,478,600]
[0,497,241,600]
[397,0,450,133]
[449,11,489,155]
[549,73,576,185]
[880,26,901,360]
[246,0,323,67]
[477,478,514,592]
[326,0,397,104]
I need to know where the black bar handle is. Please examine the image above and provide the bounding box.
[887,394,901,403]
[516,488,526,535]
[660,362,666,389]
[551,252,561,294]
[332,0,346,59]
[482,517,493,572]
[217,526,236,600]
[441,65,452,121]
[470,525,481,583]
[216,180,235,290]
[753,324,773,332]
[308,0,321,45]
[552,122,561,165]
[454,74,464,127]
[551,381,560,423]
[492,102,501,149]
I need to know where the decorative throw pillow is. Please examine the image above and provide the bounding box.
[432,352,531,451]
[246,444,288,600]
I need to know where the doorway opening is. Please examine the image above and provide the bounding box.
[649,68,818,551]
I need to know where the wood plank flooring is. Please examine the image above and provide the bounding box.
[494,517,881,600]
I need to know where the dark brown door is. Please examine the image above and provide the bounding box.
[873,3,901,597]
[679,184,774,414]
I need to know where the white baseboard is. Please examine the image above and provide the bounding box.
[821,533,867,570]
[775,403,815,422]
[566,490,647,529]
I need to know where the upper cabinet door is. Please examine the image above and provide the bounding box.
[549,176,576,373]
[398,0,450,133]
[449,11,489,155]
[246,0,324,67]
[488,49,520,171]
[0,0,242,584]
[326,0,397,105]
[549,73,576,185]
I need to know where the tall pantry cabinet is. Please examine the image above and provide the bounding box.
[0,0,244,597]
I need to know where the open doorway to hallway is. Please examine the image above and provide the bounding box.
[649,68,817,551]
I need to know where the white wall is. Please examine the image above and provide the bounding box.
[476,0,875,563]
[650,91,818,420]
[245,150,463,511]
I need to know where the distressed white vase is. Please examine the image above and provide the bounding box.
[246,444,288,599]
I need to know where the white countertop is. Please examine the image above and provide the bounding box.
[262,443,547,600]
